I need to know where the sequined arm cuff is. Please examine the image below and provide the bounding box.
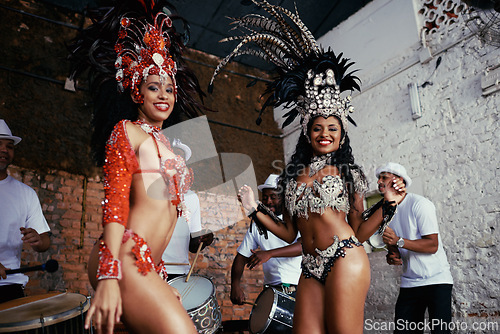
[361,199,384,221]
[256,203,284,225]
[97,240,122,281]
[102,121,138,227]
[380,200,397,232]
[362,199,397,234]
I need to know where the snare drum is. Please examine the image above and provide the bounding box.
[168,275,221,334]
[249,287,295,334]
[0,292,90,333]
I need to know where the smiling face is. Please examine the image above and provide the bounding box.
[133,74,176,127]
[309,116,343,156]
[377,172,403,194]
[261,188,283,216]
[0,139,14,179]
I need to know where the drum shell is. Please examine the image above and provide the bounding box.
[249,287,295,334]
[168,274,221,334]
[0,292,90,334]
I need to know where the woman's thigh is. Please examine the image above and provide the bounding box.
[292,275,326,334]
[324,248,370,334]
[119,253,197,334]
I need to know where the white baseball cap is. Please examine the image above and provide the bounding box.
[0,120,22,145]
[257,174,280,191]
[376,162,412,187]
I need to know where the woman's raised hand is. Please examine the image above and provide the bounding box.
[238,185,258,213]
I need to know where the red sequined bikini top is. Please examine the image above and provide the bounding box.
[102,119,193,227]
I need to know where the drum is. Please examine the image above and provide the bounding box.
[368,229,387,249]
[249,287,295,334]
[168,275,221,334]
[0,292,90,333]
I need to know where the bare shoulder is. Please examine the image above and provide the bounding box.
[124,121,149,149]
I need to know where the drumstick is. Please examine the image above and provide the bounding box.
[185,241,203,282]
[243,301,256,306]
[163,263,190,266]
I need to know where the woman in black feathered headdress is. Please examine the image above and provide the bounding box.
[211,1,406,332]
[69,1,205,333]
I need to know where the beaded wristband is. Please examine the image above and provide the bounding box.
[362,199,398,234]
[97,240,122,281]
[246,201,260,217]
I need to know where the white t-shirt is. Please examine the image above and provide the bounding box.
[237,218,301,286]
[390,193,453,287]
[0,175,50,286]
[162,190,202,275]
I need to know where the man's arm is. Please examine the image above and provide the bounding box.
[246,240,302,270]
[20,228,51,252]
[0,263,8,279]
[383,227,438,254]
[230,253,249,305]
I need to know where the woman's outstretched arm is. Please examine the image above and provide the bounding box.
[238,185,298,243]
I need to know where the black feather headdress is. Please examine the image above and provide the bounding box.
[209,0,360,133]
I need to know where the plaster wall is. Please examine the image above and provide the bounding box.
[278,0,500,331]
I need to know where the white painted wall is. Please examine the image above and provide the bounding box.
[318,0,420,82]
[275,0,500,331]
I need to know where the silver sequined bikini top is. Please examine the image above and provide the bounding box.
[285,169,367,219]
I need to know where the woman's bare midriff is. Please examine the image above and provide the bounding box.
[88,174,179,289]
[297,208,355,256]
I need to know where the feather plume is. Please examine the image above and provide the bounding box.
[209,0,360,130]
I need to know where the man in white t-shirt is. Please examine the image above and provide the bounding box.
[377,162,453,334]
[162,190,213,281]
[231,174,302,305]
[0,120,51,303]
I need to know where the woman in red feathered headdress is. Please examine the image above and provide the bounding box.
[69,1,205,333]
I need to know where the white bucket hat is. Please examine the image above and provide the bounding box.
[257,174,279,191]
[376,162,412,187]
[0,120,22,145]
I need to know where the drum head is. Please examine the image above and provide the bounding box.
[368,230,386,249]
[249,288,275,334]
[0,292,89,332]
[168,275,214,312]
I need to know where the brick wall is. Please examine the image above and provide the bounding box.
[11,165,260,322]
[2,0,283,324]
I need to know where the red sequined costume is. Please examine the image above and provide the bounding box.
[101,119,193,277]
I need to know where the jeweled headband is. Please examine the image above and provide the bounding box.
[298,68,355,135]
[115,12,177,103]
[208,0,360,135]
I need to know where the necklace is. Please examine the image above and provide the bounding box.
[308,153,332,177]
[134,119,161,134]
[133,119,171,150]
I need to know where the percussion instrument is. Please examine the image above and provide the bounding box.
[249,287,295,334]
[168,275,221,334]
[368,229,387,249]
[0,292,90,333]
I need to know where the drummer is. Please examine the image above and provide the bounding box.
[231,174,301,304]
[162,189,214,281]
[0,120,51,303]
[162,141,213,281]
